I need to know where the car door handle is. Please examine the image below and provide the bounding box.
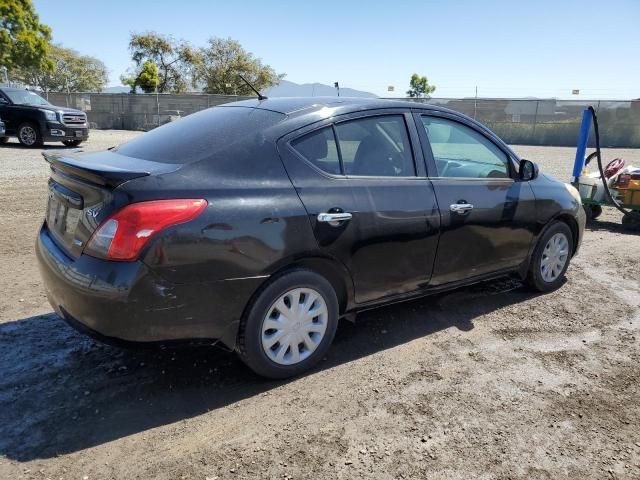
[450,203,474,214]
[317,212,353,226]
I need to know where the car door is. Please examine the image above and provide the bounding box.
[0,93,13,133]
[278,110,440,304]
[414,111,536,286]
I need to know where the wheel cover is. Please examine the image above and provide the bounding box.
[540,232,569,282]
[261,287,328,366]
[19,126,37,146]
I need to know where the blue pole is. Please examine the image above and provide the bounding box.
[572,108,592,181]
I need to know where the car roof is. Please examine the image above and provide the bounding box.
[222,96,520,161]
[222,96,453,116]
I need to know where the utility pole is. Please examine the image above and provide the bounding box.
[156,77,160,127]
[334,82,340,97]
[65,75,70,107]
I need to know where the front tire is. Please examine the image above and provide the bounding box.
[237,269,339,379]
[62,139,83,147]
[17,123,42,147]
[526,221,574,292]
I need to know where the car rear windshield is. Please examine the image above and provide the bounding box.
[114,107,286,164]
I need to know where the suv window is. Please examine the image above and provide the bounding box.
[421,116,510,179]
[336,115,415,177]
[290,126,340,175]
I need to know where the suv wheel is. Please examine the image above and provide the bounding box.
[526,221,574,292]
[17,123,42,147]
[0,136,9,144]
[237,269,339,379]
[62,140,83,147]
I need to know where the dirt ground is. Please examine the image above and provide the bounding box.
[0,132,638,480]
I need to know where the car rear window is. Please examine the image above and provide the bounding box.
[115,107,286,164]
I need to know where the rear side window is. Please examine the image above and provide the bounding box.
[336,115,415,177]
[290,115,416,177]
[115,107,285,164]
[290,127,340,174]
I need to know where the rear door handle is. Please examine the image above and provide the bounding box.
[450,203,474,214]
[317,212,353,226]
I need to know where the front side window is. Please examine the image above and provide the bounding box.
[335,115,415,177]
[290,126,341,175]
[421,116,510,179]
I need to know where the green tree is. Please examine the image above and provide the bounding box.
[193,37,283,95]
[15,45,108,92]
[121,60,159,93]
[0,0,53,75]
[406,73,436,98]
[126,32,197,93]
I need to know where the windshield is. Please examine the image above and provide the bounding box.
[4,89,51,106]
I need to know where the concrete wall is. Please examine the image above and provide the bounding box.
[45,92,252,131]
[44,92,640,147]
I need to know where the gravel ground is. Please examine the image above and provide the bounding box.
[0,131,639,479]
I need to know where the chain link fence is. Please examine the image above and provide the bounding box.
[41,92,640,147]
[398,97,640,148]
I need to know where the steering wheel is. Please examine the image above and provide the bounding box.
[583,152,625,179]
[604,158,625,179]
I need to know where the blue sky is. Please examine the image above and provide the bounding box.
[33,0,639,99]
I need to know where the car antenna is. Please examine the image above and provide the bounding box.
[238,74,267,100]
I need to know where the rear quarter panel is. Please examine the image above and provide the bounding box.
[121,139,319,285]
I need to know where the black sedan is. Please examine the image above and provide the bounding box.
[36,97,585,378]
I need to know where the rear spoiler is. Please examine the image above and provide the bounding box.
[42,150,178,187]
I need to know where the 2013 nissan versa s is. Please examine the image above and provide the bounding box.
[36,97,585,378]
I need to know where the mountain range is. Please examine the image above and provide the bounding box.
[103,80,377,97]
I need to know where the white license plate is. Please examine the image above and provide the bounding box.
[74,130,82,138]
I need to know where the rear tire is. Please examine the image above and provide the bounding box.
[17,123,42,147]
[237,269,339,379]
[526,221,574,292]
[62,139,83,147]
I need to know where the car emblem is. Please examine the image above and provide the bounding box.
[86,208,99,219]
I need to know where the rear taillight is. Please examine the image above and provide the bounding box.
[84,199,207,261]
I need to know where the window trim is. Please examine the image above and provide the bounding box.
[283,109,427,180]
[414,111,519,181]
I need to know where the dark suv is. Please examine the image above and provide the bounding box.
[0,87,89,147]
[36,97,585,378]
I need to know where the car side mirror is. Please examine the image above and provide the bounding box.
[0,98,8,105]
[519,159,539,181]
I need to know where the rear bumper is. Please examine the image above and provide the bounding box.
[36,225,263,349]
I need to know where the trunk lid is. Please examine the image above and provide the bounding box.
[43,150,180,258]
